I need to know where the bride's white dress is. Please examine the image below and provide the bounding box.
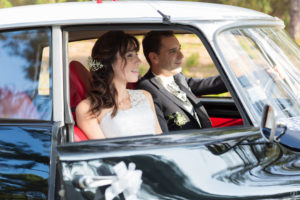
[100,89,156,138]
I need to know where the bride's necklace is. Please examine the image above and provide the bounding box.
[118,91,130,106]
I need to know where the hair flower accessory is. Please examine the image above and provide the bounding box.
[169,111,187,128]
[88,56,104,71]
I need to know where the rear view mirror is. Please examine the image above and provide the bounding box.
[260,104,300,151]
[260,104,276,143]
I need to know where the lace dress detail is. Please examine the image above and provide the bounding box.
[100,89,156,138]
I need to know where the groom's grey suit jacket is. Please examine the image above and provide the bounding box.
[136,70,227,132]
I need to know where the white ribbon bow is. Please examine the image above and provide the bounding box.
[105,161,143,200]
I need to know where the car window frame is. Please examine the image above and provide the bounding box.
[62,23,252,143]
[0,26,53,121]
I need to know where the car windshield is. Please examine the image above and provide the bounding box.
[217,27,300,124]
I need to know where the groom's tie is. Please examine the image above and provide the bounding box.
[167,80,202,128]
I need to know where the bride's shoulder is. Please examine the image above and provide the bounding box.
[76,98,112,120]
[129,89,151,98]
[76,98,91,113]
[129,89,154,105]
[141,89,152,99]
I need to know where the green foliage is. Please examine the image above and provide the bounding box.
[0,0,12,8]
[196,0,291,30]
[139,63,149,76]
[0,0,89,8]
[186,53,199,68]
[36,0,54,3]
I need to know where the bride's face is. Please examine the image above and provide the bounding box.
[112,50,141,83]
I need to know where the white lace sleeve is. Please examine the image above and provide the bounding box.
[128,90,150,107]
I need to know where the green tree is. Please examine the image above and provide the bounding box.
[0,0,89,7]
[289,0,300,42]
[36,0,66,3]
[197,0,291,29]
[0,0,12,8]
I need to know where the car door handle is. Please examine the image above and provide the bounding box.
[71,162,142,200]
[73,175,116,189]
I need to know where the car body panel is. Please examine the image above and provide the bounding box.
[57,127,300,199]
[0,121,58,199]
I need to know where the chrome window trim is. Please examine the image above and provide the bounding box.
[52,26,64,126]
[63,30,75,142]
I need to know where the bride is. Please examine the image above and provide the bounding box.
[76,31,162,139]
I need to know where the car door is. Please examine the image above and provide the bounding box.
[0,27,58,199]
[57,127,270,200]
[57,124,300,200]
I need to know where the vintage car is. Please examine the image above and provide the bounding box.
[1,1,300,199]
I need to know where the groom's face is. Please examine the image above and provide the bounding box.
[156,36,184,74]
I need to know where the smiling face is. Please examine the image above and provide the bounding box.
[152,35,184,76]
[112,49,141,84]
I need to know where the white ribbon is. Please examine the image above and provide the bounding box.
[105,161,142,200]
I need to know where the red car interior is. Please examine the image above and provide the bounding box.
[210,117,243,127]
[69,61,90,142]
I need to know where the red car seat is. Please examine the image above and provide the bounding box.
[210,117,243,127]
[69,60,91,142]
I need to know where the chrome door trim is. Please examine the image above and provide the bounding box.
[52,25,64,126]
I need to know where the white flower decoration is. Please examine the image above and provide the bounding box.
[169,111,187,128]
[105,161,142,200]
[88,56,104,71]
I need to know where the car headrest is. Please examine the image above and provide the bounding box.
[69,60,91,112]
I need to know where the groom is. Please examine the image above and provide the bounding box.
[136,31,227,132]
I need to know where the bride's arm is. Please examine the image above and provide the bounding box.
[76,99,106,140]
[142,90,162,135]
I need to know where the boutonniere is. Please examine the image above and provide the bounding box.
[168,112,187,128]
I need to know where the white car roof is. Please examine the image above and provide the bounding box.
[0,1,277,30]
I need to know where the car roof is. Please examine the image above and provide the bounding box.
[0,1,276,30]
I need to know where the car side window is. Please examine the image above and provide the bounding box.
[179,34,218,78]
[176,33,243,127]
[0,28,52,120]
[177,34,230,97]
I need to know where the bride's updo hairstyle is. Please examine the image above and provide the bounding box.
[87,31,139,117]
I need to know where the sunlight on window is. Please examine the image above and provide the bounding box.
[38,46,50,95]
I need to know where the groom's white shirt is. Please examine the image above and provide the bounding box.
[152,72,194,115]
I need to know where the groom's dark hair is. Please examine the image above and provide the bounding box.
[142,30,174,67]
